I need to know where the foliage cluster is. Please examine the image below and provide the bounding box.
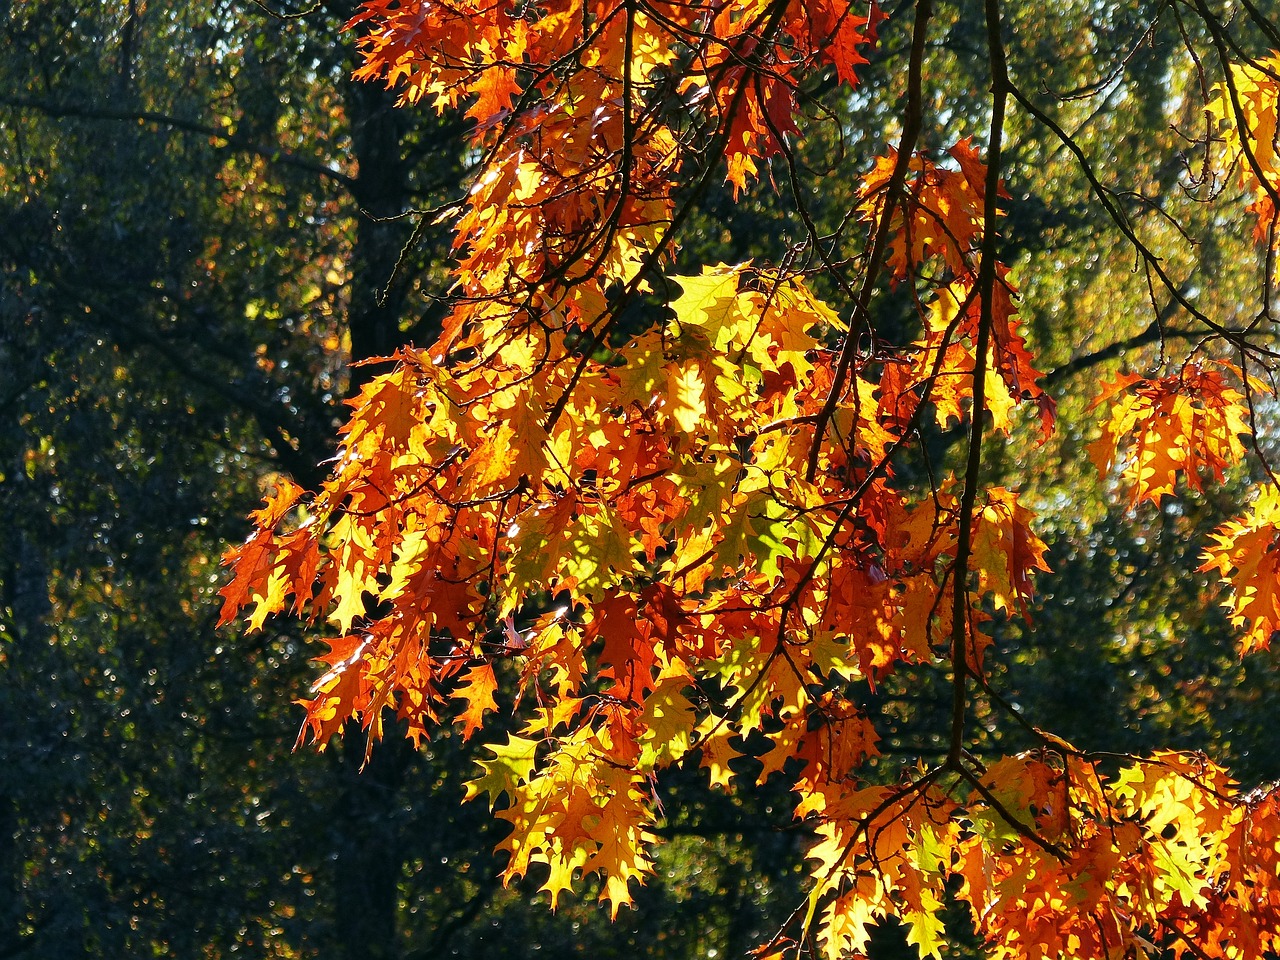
[219,1,1280,958]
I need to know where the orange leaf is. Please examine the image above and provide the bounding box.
[453,663,499,740]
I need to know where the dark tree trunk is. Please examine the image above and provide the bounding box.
[321,36,418,960]
[328,732,415,960]
[345,75,413,390]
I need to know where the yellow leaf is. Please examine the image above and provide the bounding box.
[903,887,946,960]
[670,265,749,349]
[637,676,696,769]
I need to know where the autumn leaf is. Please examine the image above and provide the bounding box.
[453,663,499,740]
[464,733,541,808]
[1210,53,1280,239]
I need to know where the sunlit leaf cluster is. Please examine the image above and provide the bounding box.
[221,1,1280,956]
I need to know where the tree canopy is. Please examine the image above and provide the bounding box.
[215,0,1280,957]
[6,2,819,956]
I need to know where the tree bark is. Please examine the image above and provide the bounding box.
[322,34,418,960]
[345,74,413,391]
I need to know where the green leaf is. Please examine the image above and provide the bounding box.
[561,506,642,600]
[670,265,748,350]
[464,734,541,808]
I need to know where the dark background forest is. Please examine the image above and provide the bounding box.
[3,1,1279,957]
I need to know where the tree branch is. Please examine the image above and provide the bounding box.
[947,0,1009,766]
[805,0,934,483]
[0,95,355,188]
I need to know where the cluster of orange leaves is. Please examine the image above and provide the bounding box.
[219,2,1280,957]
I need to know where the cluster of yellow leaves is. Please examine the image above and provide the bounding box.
[962,752,1280,960]
[219,5,1280,957]
[1210,53,1280,241]
[221,191,1057,924]
[1198,57,1280,659]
